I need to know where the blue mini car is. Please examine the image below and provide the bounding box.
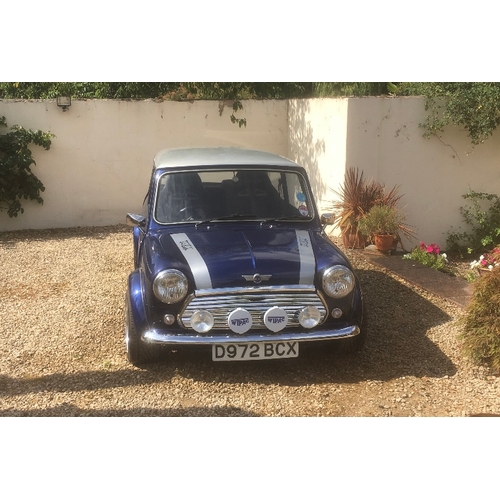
[125,147,365,365]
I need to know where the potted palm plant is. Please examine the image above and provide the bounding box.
[327,168,405,249]
[358,205,406,252]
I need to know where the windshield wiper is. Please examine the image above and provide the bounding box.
[263,215,313,223]
[195,214,257,227]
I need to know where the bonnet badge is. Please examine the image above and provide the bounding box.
[242,273,271,284]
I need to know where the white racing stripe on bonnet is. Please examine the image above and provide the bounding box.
[171,233,212,290]
[296,230,315,285]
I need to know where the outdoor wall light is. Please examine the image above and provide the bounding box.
[56,96,71,111]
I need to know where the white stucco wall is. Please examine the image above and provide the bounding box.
[0,99,288,230]
[288,98,349,219]
[1,96,499,250]
[345,97,500,248]
[287,96,500,248]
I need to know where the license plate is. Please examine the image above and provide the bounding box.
[212,341,299,361]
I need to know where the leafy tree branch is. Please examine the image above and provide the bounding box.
[0,116,54,217]
[390,82,500,146]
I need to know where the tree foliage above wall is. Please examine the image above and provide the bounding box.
[0,82,391,100]
[390,82,500,146]
[0,82,317,100]
[313,82,389,97]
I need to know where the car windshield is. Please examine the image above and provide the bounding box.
[154,168,314,224]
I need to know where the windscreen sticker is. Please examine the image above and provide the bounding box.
[295,230,315,285]
[296,192,306,202]
[298,205,309,216]
[171,233,212,290]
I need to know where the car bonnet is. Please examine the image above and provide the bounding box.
[157,226,318,290]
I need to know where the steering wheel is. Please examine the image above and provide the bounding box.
[177,205,205,221]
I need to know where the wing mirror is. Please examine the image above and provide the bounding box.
[126,213,146,228]
[320,213,336,226]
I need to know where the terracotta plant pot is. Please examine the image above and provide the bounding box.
[374,234,394,252]
[341,227,367,249]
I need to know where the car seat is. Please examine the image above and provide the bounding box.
[156,172,207,222]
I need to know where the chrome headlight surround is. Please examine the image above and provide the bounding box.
[153,269,188,304]
[322,265,355,299]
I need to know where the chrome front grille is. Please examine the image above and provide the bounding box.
[179,286,327,331]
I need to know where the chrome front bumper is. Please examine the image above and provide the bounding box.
[142,324,360,345]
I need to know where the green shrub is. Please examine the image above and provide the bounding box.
[390,82,500,146]
[0,116,54,217]
[358,205,404,237]
[403,242,448,271]
[459,266,500,372]
[447,189,500,257]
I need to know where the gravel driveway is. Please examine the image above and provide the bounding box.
[0,225,498,417]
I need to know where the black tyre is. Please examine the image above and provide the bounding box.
[336,310,368,354]
[125,296,163,366]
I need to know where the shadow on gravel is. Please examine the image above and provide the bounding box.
[150,268,458,386]
[0,403,258,417]
[0,269,458,401]
[0,366,191,397]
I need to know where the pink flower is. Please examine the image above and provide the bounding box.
[425,243,440,255]
[419,242,426,250]
[481,259,488,266]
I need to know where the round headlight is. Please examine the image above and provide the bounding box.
[322,265,355,298]
[190,310,214,333]
[153,269,188,304]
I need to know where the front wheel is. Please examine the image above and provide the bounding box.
[125,296,163,366]
[336,311,368,354]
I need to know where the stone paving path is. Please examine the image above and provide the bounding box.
[360,248,474,308]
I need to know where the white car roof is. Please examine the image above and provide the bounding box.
[153,147,301,170]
